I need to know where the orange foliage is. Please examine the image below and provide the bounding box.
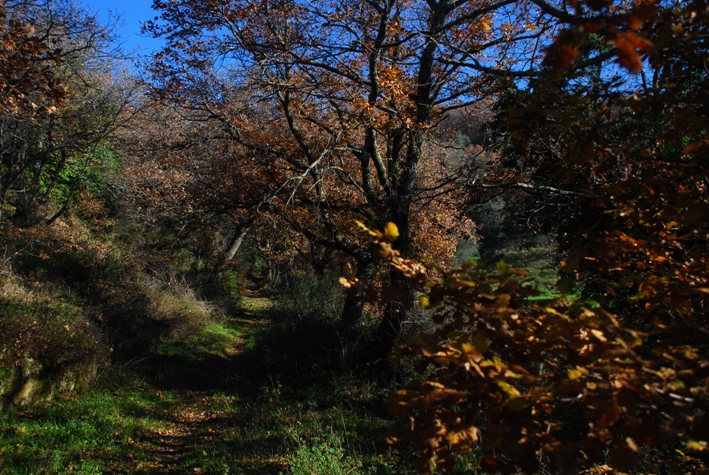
[346,220,708,473]
[0,1,66,115]
[345,0,709,472]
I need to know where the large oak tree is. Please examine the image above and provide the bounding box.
[144,0,614,343]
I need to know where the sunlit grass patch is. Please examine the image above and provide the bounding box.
[241,294,274,314]
[0,378,170,474]
[493,241,559,294]
[458,233,563,301]
[154,322,244,360]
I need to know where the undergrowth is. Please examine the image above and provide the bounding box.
[0,358,419,474]
[0,274,105,370]
[458,232,562,299]
[0,197,481,475]
[256,269,376,379]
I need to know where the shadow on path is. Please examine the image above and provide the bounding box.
[102,289,289,474]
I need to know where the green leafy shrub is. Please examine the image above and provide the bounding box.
[175,247,196,273]
[146,283,217,339]
[219,269,242,296]
[273,270,345,322]
[287,435,365,475]
[218,268,244,305]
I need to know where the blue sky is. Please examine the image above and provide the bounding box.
[79,0,165,55]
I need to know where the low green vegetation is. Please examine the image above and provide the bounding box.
[458,232,563,300]
[0,276,105,370]
[0,233,501,475]
[155,322,245,360]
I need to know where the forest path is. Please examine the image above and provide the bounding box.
[100,286,286,475]
[230,284,273,353]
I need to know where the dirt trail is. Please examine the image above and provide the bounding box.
[237,287,273,328]
[105,289,280,474]
[114,392,245,474]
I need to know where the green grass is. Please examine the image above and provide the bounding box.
[154,322,245,360]
[489,239,559,296]
[458,233,564,300]
[0,374,170,474]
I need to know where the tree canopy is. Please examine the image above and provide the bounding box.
[0,0,134,225]
[142,0,653,345]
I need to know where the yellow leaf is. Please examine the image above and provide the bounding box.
[626,437,640,453]
[384,222,399,241]
[446,426,480,445]
[495,294,511,308]
[496,380,521,397]
[481,20,491,30]
[504,369,522,379]
[496,260,511,275]
[568,368,583,380]
[687,440,708,451]
[591,329,607,342]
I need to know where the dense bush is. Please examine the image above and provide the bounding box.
[0,275,105,370]
[345,227,708,474]
[287,434,365,475]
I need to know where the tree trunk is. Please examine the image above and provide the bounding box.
[374,273,415,357]
[46,200,69,225]
[340,259,374,326]
[373,134,424,354]
[311,242,333,276]
[341,292,365,326]
[224,218,254,263]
